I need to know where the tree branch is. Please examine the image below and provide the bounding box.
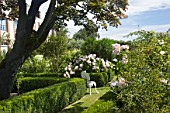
[16,0,27,35]
[36,0,56,44]
[25,0,48,34]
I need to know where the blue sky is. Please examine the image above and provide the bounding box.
[67,0,170,41]
[27,0,170,41]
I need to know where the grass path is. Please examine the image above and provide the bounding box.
[59,87,110,113]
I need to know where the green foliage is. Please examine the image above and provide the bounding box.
[107,69,115,82]
[113,30,170,112]
[73,27,99,40]
[35,29,69,73]
[67,39,84,50]
[19,55,51,73]
[81,37,97,55]
[81,38,116,61]
[90,72,108,87]
[13,77,68,93]
[83,91,116,113]
[0,78,86,113]
[16,73,59,78]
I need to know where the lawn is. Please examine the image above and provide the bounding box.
[59,87,110,113]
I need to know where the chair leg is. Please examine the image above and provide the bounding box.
[89,87,92,95]
[94,86,99,94]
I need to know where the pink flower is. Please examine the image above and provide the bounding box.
[112,43,121,55]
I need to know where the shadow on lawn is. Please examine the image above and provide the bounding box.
[59,102,87,113]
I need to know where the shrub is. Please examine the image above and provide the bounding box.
[107,69,115,82]
[13,77,68,93]
[63,54,114,78]
[0,78,86,113]
[90,72,108,87]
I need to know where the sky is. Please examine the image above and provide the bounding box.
[27,0,170,41]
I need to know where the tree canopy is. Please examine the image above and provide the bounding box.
[0,0,128,100]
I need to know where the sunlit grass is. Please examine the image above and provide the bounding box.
[59,87,110,113]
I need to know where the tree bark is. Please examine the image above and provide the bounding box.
[0,0,56,100]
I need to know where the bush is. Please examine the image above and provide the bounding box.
[13,77,68,93]
[0,78,86,113]
[107,69,115,82]
[90,72,108,87]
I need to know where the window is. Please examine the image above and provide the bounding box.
[14,20,18,32]
[0,18,6,31]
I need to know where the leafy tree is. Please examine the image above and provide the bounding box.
[0,0,128,100]
[73,28,100,40]
[36,28,69,72]
[73,20,100,40]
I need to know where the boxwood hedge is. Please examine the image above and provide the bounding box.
[12,77,68,93]
[0,78,86,113]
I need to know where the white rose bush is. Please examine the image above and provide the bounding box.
[64,54,115,78]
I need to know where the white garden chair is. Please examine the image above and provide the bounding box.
[81,71,99,95]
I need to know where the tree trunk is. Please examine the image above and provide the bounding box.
[0,45,30,100]
[0,0,56,100]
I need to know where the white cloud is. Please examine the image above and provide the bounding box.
[127,0,170,15]
[99,24,170,41]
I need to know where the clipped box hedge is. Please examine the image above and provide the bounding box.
[16,73,60,78]
[0,78,86,113]
[90,72,108,87]
[12,77,68,93]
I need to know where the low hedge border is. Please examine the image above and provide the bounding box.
[12,77,68,93]
[0,78,86,113]
[16,73,61,78]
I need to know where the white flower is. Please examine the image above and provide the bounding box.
[64,66,67,71]
[113,58,118,62]
[35,55,43,61]
[68,67,72,71]
[105,60,110,67]
[87,60,91,64]
[69,62,72,65]
[160,78,168,84]
[160,51,165,55]
[80,64,83,67]
[70,71,75,75]
[74,66,79,70]
[79,68,82,71]
[96,58,100,61]
[158,39,164,45]
[92,62,96,66]
[121,45,129,50]
[64,71,70,78]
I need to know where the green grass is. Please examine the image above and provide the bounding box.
[59,87,110,113]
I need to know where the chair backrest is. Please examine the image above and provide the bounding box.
[81,71,90,81]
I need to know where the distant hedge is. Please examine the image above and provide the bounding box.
[90,72,108,87]
[12,77,68,93]
[16,73,61,78]
[0,78,86,113]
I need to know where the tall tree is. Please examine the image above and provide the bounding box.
[0,0,128,100]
